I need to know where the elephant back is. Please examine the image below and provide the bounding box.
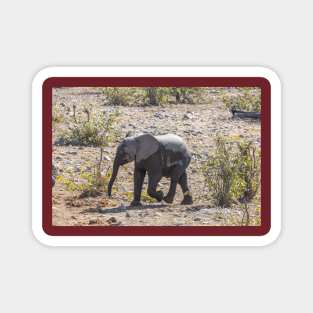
[155,134,191,169]
[155,134,189,154]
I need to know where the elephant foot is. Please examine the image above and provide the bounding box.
[155,191,164,202]
[163,195,174,204]
[149,190,163,202]
[181,195,193,205]
[130,200,142,207]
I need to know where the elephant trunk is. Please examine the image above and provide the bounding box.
[107,156,120,197]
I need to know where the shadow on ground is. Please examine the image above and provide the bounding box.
[81,203,170,214]
[81,203,210,215]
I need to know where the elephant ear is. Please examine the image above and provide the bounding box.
[135,133,160,163]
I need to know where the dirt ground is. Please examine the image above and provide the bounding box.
[52,87,261,226]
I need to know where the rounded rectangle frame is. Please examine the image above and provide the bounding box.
[32,66,281,246]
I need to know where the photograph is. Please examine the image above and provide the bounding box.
[51,85,263,228]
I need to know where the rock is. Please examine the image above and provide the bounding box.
[200,208,211,214]
[89,219,97,225]
[154,112,163,119]
[54,138,66,146]
[68,151,77,155]
[193,217,201,221]
[107,216,117,224]
[125,212,131,218]
[52,164,58,176]
[174,219,184,226]
[183,113,193,120]
[102,155,111,161]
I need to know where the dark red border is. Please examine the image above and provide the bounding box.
[43,77,271,236]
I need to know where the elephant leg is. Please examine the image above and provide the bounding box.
[179,171,193,205]
[163,165,184,204]
[163,179,178,204]
[131,168,146,206]
[147,172,163,202]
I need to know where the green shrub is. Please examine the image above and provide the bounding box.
[232,141,261,203]
[223,88,261,112]
[58,109,120,147]
[52,106,64,127]
[202,136,260,207]
[57,149,113,198]
[171,87,207,104]
[101,87,208,106]
[102,88,138,106]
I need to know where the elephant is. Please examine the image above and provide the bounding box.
[107,133,193,206]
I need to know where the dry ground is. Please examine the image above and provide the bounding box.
[52,87,261,226]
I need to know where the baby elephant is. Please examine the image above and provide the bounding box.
[107,133,193,206]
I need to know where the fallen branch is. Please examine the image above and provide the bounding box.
[231,108,260,119]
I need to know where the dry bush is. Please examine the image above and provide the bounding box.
[101,87,209,106]
[202,136,260,208]
[102,88,139,106]
[52,106,64,128]
[57,108,120,147]
[171,87,208,104]
[57,148,113,198]
[222,88,261,112]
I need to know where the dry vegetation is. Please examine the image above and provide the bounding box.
[52,87,261,226]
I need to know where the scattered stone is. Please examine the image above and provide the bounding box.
[193,217,201,221]
[200,208,212,214]
[125,212,131,218]
[183,113,193,120]
[154,112,163,119]
[107,216,117,224]
[102,155,111,161]
[89,219,97,225]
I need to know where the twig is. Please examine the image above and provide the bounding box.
[241,202,250,226]
[73,104,77,123]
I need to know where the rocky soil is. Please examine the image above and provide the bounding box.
[52,87,261,226]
